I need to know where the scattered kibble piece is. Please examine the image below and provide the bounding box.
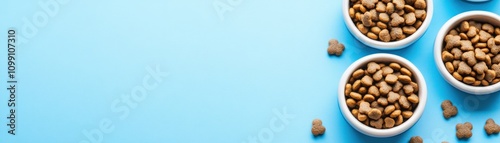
[484,118,500,135]
[441,100,458,119]
[311,119,326,136]
[327,39,345,56]
[409,136,423,143]
[456,122,473,139]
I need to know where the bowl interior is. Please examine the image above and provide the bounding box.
[342,0,433,50]
[339,54,427,137]
[434,11,500,95]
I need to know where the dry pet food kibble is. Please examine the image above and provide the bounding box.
[349,0,427,42]
[409,136,423,143]
[345,61,419,129]
[441,20,500,86]
[484,118,500,135]
[311,119,326,136]
[328,39,345,56]
[441,100,458,119]
[456,122,473,139]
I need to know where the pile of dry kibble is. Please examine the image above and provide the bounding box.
[348,0,427,42]
[344,61,419,129]
[441,20,500,86]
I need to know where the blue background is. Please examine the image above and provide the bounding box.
[1,0,500,142]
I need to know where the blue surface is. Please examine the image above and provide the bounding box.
[1,0,500,142]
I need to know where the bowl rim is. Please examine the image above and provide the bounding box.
[338,53,428,137]
[433,11,500,95]
[342,0,434,50]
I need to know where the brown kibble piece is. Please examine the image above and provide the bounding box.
[359,101,372,114]
[483,23,494,34]
[361,75,374,86]
[377,22,388,29]
[368,108,382,120]
[492,64,500,78]
[384,117,395,128]
[367,32,378,40]
[367,62,381,74]
[379,13,390,23]
[484,118,500,135]
[473,62,488,75]
[457,62,472,75]
[404,13,416,25]
[327,39,345,56]
[362,0,378,9]
[379,81,392,95]
[386,3,395,13]
[407,94,419,104]
[403,26,417,35]
[479,30,492,42]
[414,0,426,9]
[445,35,461,50]
[456,122,473,139]
[488,38,500,54]
[400,68,412,76]
[364,94,376,102]
[390,110,401,118]
[385,74,399,84]
[402,111,413,118]
[358,113,368,122]
[403,85,414,95]
[387,91,400,103]
[346,98,356,108]
[311,119,326,136]
[398,75,412,84]
[379,29,391,42]
[376,2,386,13]
[463,76,475,85]
[460,21,470,32]
[370,119,384,129]
[384,105,395,115]
[461,51,477,66]
[358,23,369,34]
[460,40,474,51]
[410,136,423,143]
[353,69,365,79]
[442,51,454,62]
[393,81,403,92]
[450,48,462,60]
[475,48,487,61]
[362,12,373,27]
[350,92,363,101]
[485,69,496,82]
[399,96,411,109]
[467,26,477,38]
[371,27,382,34]
[390,13,404,27]
[368,86,380,97]
[441,100,458,119]
[445,62,454,73]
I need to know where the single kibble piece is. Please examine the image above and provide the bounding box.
[311,119,326,136]
[484,118,500,135]
[368,108,382,120]
[327,39,345,56]
[441,100,458,119]
[456,122,473,139]
[409,136,423,143]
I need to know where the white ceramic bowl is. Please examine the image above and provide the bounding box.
[342,0,434,50]
[338,53,427,137]
[434,11,500,95]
